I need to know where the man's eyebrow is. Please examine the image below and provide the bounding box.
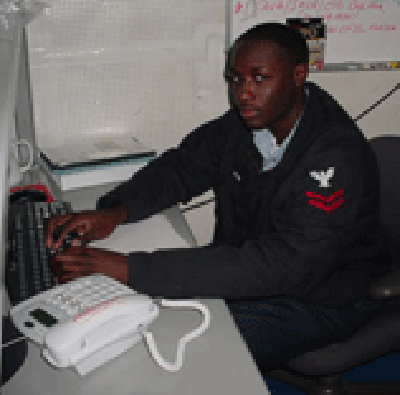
[227,66,269,74]
[249,66,269,72]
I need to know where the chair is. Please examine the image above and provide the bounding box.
[266,136,400,395]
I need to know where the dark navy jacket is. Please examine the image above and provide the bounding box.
[97,82,389,305]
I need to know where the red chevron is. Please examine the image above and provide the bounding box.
[307,196,344,213]
[305,188,344,202]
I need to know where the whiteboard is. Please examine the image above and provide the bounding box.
[228,0,400,65]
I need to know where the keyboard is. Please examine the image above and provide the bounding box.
[6,201,72,305]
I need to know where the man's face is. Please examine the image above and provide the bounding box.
[226,40,306,131]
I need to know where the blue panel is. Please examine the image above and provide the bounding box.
[342,354,400,383]
[264,377,305,394]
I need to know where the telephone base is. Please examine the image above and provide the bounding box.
[73,332,142,376]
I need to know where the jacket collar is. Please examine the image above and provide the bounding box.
[231,81,329,180]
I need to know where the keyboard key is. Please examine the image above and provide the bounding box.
[6,201,72,305]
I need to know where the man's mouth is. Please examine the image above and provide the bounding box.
[240,108,259,120]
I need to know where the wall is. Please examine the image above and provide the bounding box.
[309,71,399,139]
[27,0,399,247]
[189,71,400,247]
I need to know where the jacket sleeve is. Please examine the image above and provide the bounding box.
[96,116,224,223]
[125,143,381,300]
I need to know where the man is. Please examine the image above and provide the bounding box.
[46,23,388,373]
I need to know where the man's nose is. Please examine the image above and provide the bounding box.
[238,78,255,101]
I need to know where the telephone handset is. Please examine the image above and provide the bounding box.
[10,274,211,375]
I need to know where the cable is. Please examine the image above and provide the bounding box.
[180,197,215,213]
[1,336,26,349]
[142,299,211,372]
[355,83,400,122]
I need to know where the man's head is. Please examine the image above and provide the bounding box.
[225,23,309,138]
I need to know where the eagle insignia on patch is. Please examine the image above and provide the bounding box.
[232,171,241,182]
[310,167,334,188]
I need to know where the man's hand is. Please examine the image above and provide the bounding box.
[46,204,129,252]
[50,247,129,285]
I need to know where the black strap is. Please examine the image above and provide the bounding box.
[355,83,400,122]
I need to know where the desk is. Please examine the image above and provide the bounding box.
[3,180,270,394]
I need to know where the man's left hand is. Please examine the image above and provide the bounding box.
[50,247,128,285]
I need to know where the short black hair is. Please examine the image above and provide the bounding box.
[227,22,309,67]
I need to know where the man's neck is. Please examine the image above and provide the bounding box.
[271,89,306,145]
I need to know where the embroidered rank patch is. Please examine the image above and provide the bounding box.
[305,188,344,213]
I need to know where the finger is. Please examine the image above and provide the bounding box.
[46,214,73,249]
[80,238,89,247]
[52,264,89,283]
[59,263,90,273]
[81,246,111,257]
[71,238,83,247]
[57,274,82,284]
[50,252,84,273]
[71,231,90,247]
[58,263,92,279]
[52,248,94,270]
[77,218,91,233]
[61,246,92,256]
[54,218,90,251]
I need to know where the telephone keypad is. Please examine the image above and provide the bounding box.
[41,275,136,319]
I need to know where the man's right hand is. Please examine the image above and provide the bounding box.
[46,203,129,252]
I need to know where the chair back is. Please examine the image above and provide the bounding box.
[369,136,400,270]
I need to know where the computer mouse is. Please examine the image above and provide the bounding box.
[9,189,48,205]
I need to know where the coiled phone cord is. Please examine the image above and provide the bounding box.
[142,299,211,372]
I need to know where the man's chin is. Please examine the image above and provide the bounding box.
[242,117,267,130]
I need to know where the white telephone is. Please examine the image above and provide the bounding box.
[9,274,211,375]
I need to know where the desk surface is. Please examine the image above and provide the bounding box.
[3,179,270,394]
[4,299,268,395]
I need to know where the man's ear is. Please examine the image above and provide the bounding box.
[294,62,309,87]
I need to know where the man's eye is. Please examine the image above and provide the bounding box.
[255,75,268,82]
[226,75,240,84]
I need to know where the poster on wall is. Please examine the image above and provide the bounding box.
[229,0,400,70]
[287,17,326,70]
